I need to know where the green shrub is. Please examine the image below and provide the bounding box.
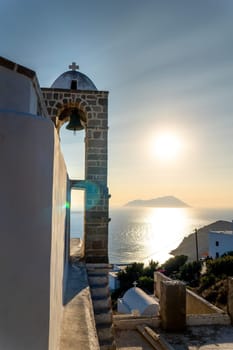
[143,260,159,278]
[138,276,154,293]
[161,255,188,276]
[206,255,233,277]
[221,251,233,257]
[179,261,202,286]
[117,262,145,292]
[199,273,216,291]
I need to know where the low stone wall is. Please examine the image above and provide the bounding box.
[160,280,186,331]
[187,314,231,326]
[155,272,226,315]
[186,289,224,314]
[154,271,170,299]
[113,315,160,330]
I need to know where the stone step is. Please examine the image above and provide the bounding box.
[89,281,109,289]
[88,271,108,276]
[92,294,111,301]
[93,297,112,310]
[87,263,112,269]
[96,321,113,329]
[90,285,109,298]
[86,264,115,349]
[95,311,112,325]
[100,345,116,350]
[88,275,109,286]
[99,337,116,350]
[96,326,114,343]
[94,306,110,315]
[87,264,112,276]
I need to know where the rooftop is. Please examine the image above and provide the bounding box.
[209,230,233,235]
[51,61,97,91]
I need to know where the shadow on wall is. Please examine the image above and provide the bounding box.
[63,263,89,305]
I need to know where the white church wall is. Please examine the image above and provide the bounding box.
[0,66,37,114]
[0,110,67,350]
[117,298,131,314]
[117,287,159,316]
[49,128,68,350]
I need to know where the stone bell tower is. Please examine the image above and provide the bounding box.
[42,62,110,263]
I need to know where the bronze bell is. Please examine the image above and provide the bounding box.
[66,109,84,132]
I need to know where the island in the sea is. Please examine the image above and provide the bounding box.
[125,195,190,208]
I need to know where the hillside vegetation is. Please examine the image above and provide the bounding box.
[111,253,233,311]
[161,253,233,310]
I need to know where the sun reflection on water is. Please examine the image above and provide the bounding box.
[108,207,200,265]
[142,208,192,263]
[73,207,233,265]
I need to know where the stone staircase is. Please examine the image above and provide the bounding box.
[86,264,115,350]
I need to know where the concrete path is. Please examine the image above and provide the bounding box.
[161,325,233,350]
[115,329,155,350]
[59,262,100,350]
[115,325,233,350]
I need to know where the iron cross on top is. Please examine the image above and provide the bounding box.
[69,62,79,71]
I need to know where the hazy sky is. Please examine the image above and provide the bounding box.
[1,0,233,208]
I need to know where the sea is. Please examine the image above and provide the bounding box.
[70,207,233,265]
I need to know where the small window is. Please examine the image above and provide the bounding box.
[216,241,219,246]
[216,252,219,258]
[71,80,77,90]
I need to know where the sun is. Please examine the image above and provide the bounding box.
[153,132,183,161]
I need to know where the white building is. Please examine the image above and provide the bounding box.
[117,286,159,316]
[209,230,233,258]
[109,271,120,291]
[0,55,112,349]
[0,56,68,350]
[109,264,127,291]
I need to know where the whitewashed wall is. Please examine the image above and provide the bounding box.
[209,231,233,258]
[0,65,68,349]
[49,127,68,350]
[0,66,37,114]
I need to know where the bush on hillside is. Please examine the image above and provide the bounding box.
[161,255,188,277]
[143,260,159,277]
[117,260,158,294]
[200,278,228,310]
[206,255,233,277]
[199,273,217,292]
[138,276,154,293]
[221,251,233,257]
[179,260,202,286]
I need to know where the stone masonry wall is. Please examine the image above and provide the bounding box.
[42,88,110,263]
[155,272,225,315]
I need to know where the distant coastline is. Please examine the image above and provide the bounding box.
[170,220,233,261]
[71,207,233,264]
[125,195,190,208]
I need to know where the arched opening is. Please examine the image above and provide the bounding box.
[59,107,86,259]
[60,124,85,179]
[59,105,86,179]
[70,189,85,238]
[70,80,77,90]
[70,189,85,258]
